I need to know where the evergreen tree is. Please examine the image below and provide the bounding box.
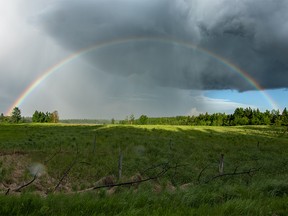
[32,111,40,122]
[11,107,21,123]
[282,108,288,125]
[232,108,249,125]
[244,107,253,122]
[271,109,282,126]
[262,110,271,125]
[0,113,4,123]
[45,112,52,122]
[250,109,261,125]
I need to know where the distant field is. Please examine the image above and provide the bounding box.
[0,124,288,215]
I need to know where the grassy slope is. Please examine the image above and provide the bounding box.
[0,124,288,215]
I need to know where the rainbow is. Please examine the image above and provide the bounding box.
[6,37,279,115]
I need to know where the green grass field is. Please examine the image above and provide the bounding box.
[0,124,288,215]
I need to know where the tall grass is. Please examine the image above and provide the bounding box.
[1,185,288,215]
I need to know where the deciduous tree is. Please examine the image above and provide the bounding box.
[138,115,148,125]
[51,111,59,123]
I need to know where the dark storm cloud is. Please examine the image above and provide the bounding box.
[35,0,288,91]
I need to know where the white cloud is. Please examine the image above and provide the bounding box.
[193,96,256,114]
[187,107,203,116]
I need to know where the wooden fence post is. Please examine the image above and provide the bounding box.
[93,134,96,153]
[219,154,224,175]
[118,148,123,180]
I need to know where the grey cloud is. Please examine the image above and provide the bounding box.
[34,0,288,91]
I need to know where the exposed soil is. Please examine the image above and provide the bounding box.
[0,152,191,196]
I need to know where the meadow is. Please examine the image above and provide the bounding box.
[0,124,288,215]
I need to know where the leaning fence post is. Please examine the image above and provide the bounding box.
[219,154,224,175]
[118,147,123,180]
[93,134,96,153]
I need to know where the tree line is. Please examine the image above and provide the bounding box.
[32,110,59,123]
[2,106,288,126]
[120,107,288,126]
[0,107,59,123]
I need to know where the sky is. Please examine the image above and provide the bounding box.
[1,0,288,119]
